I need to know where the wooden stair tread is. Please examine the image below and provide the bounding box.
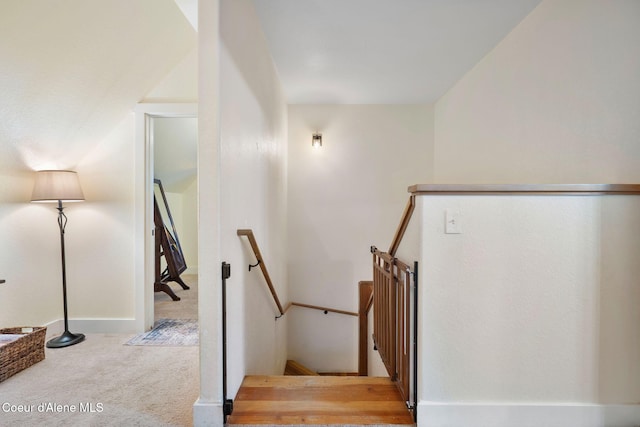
[284,359,319,376]
[227,375,415,425]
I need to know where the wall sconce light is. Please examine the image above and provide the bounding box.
[312,132,322,148]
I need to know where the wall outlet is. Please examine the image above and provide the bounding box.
[445,209,462,234]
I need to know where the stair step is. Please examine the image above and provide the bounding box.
[227,375,415,425]
[284,359,319,376]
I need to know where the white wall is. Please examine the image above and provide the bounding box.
[287,104,434,372]
[599,196,640,405]
[0,114,155,333]
[1,113,146,332]
[0,116,140,332]
[144,46,198,103]
[416,194,640,427]
[194,0,221,422]
[163,185,198,274]
[0,171,69,326]
[425,3,640,424]
[213,0,289,402]
[180,179,198,273]
[0,0,196,332]
[434,0,640,184]
[73,117,138,323]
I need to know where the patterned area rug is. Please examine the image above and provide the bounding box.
[125,318,198,346]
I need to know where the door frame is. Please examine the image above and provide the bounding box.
[134,103,198,332]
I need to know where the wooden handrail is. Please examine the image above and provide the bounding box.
[409,183,640,195]
[288,302,357,317]
[238,229,357,319]
[283,301,293,314]
[388,195,415,257]
[237,229,285,315]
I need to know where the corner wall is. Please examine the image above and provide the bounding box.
[287,104,433,372]
[193,0,291,420]
[216,0,288,401]
[425,0,640,424]
[434,0,640,184]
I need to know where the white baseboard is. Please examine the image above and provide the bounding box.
[193,399,224,427]
[45,318,137,337]
[417,402,640,427]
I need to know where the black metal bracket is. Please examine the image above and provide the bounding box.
[222,262,231,280]
[248,259,261,272]
[221,262,233,423]
[412,260,419,422]
[223,399,234,417]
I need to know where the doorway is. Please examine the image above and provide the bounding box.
[152,116,198,322]
[134,103,198,332]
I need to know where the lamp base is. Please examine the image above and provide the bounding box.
[46,331,85,348]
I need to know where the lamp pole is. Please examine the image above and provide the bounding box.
[46,200,85,348]
[31,170,85,348]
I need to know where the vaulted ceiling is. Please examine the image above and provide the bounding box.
[1,0,544,175]
[0,0,196,173]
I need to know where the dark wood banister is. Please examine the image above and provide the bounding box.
[237,229,357,318]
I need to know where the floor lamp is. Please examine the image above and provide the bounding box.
[31,170,85,348]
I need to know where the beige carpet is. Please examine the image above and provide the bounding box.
[155,274,198,321]
[0,275,199,427]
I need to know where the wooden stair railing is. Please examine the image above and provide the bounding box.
[388,195,415,257]
[237,229,285,316]
[360,196,418,417]
[287,302,357,317]
[371,246,415,412]
[358,195,416,376]
[358,281,374,376]
[238,228,406,387]
[237,228,357,318]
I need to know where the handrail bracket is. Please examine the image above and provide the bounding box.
[248,259,261,272]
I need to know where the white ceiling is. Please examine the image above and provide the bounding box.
[252,0,542,104]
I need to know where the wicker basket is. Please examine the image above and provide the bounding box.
[0,327,46,383]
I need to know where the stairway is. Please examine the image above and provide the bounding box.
[227,375,415,426]
[283,359,319,376]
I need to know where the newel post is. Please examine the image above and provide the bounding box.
[358,280,374,376]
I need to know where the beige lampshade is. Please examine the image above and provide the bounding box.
[31,170,85,202]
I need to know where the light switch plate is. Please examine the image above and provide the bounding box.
[445,209,462,234]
